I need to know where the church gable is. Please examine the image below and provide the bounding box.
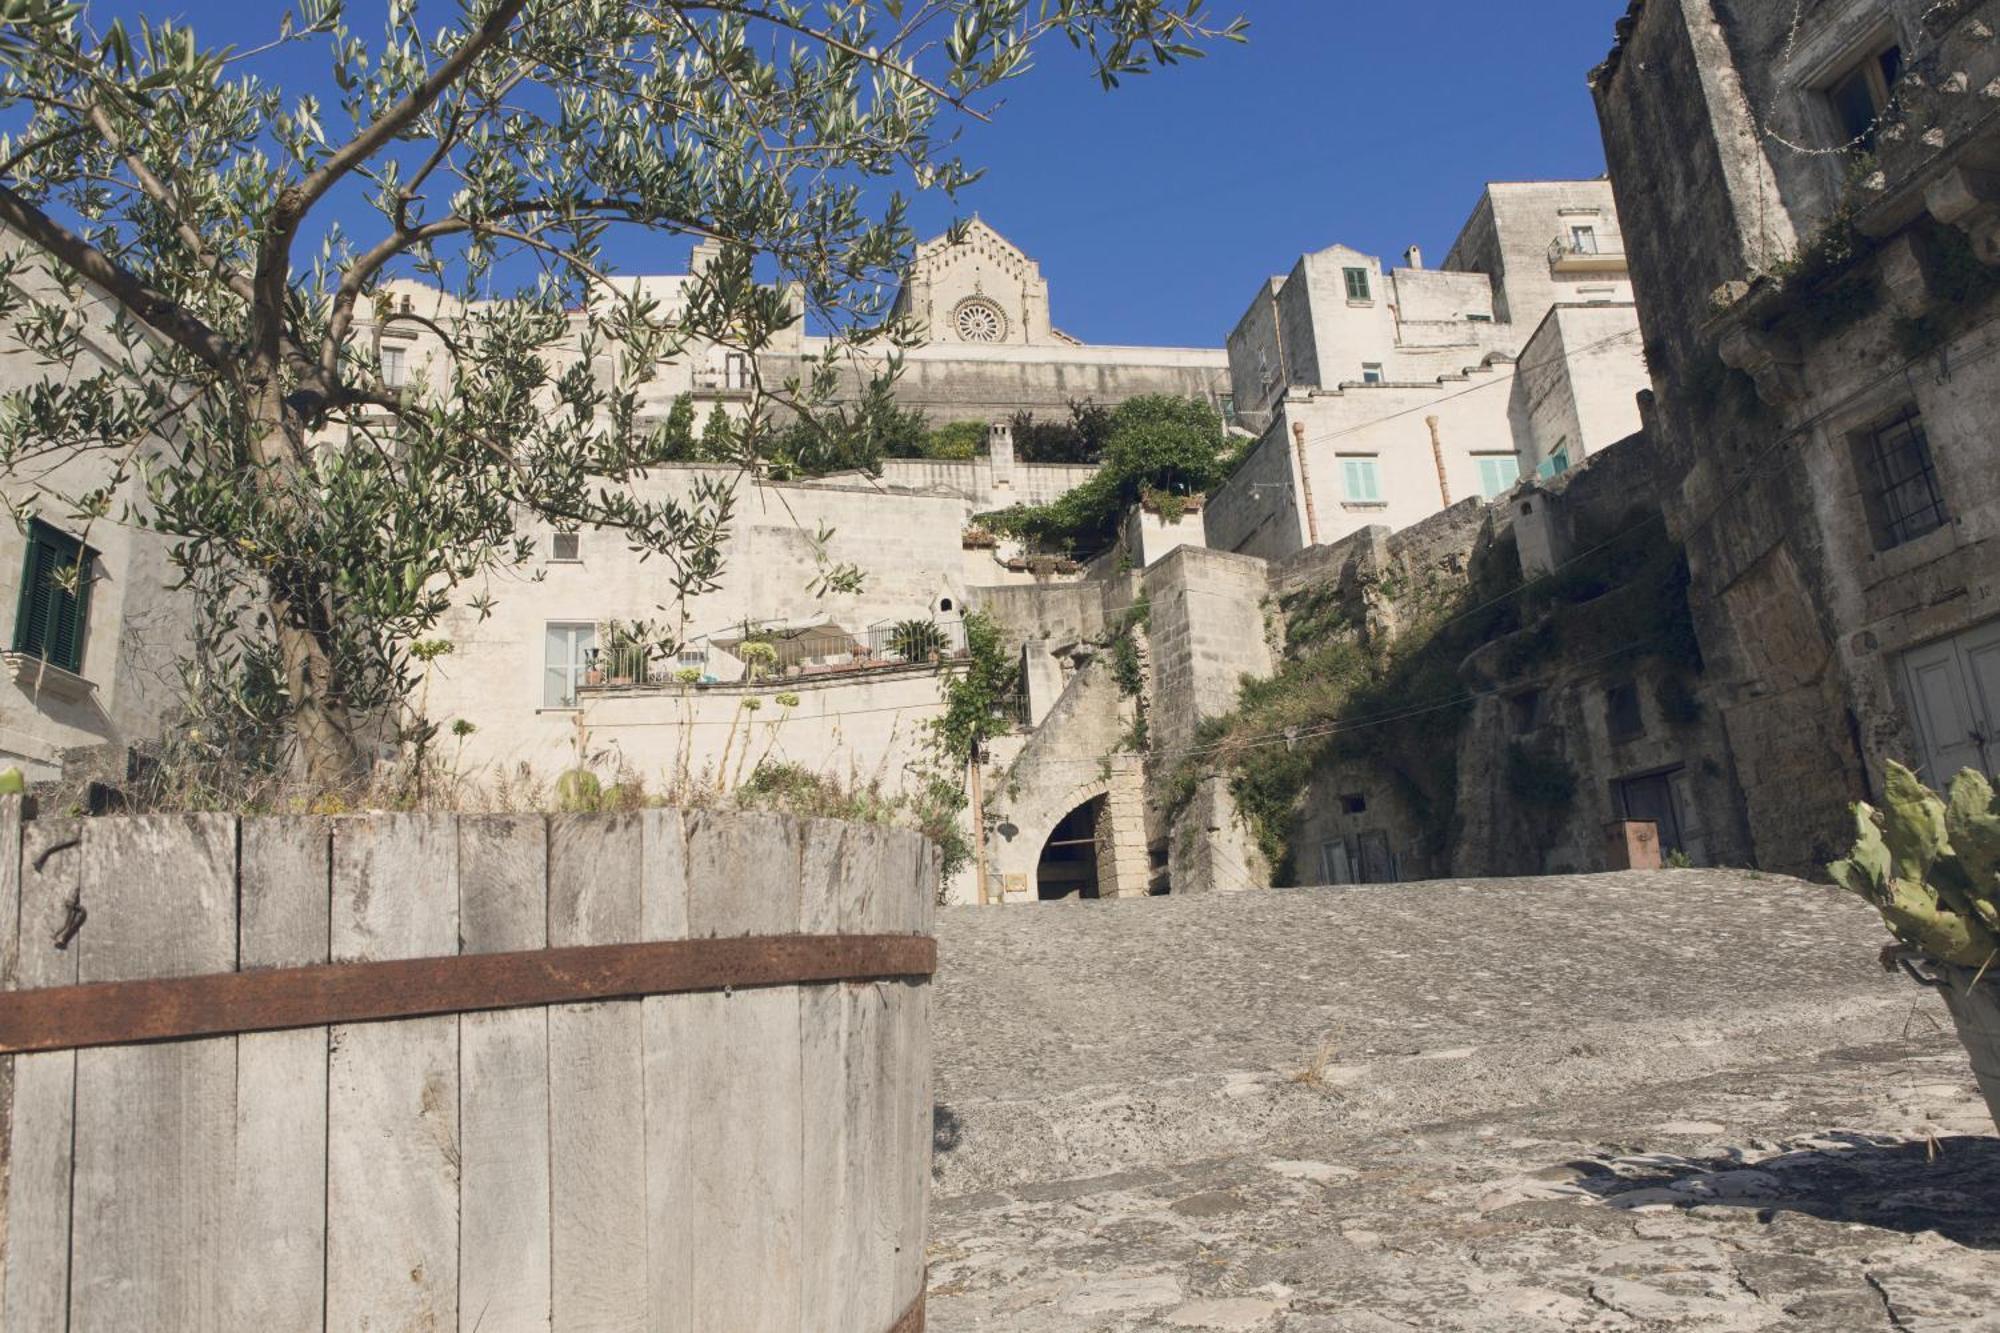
[896,218,1056,346]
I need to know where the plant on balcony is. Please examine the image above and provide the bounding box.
[738,640,779,682]
[888,619,947,662]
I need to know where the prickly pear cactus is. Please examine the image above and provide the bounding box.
[1829,762,2000,967]
[555,768,604,814]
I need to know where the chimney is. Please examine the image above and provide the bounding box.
[987,419,1015,490]
[1403,245,1424,270]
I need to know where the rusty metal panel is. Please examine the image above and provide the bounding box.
[0,934,936,1055]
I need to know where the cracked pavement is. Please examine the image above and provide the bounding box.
[925,872,2000,1331]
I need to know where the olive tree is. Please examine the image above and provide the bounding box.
[0,0,1241,784]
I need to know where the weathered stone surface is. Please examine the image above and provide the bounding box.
[928,871,2000,1331]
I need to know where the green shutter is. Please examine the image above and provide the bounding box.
[13,521,92,673]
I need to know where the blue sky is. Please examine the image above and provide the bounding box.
[78,0,1631,348]
[943,0,1635,346]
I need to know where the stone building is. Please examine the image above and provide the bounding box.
[1592,0,2000,873]
[1205,181,1650,561]
[363,221,1228,435]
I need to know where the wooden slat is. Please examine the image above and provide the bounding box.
[70,815,237,1331]
[894,828,938,1316]
[893,977,935,1318]
[327,814,460,1333]
[803,822,878,1331]
[458,813,553,1333]
[0,798,22,1314]
[549,812,649,1331]
[640,808,693,1333]
[229,816,331,1331]
[685,810,804,1330]
[4,817,81,1333]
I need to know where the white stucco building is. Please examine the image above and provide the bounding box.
[1204,181,1650,560]
[1,249,191,782]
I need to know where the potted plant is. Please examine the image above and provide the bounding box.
[888,618,946,663]
[1830,761,2000,1132]
[739,640,778,682]
[583,647,605,688]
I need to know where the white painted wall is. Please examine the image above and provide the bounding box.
[0,249,193,779]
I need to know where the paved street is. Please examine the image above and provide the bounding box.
[927,873,2000,1331]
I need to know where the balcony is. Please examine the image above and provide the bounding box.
[1547,237,1628,274]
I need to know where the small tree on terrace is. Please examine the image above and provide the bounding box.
[0,0,1243,785]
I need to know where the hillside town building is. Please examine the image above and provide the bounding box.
[1592,0,2000,873]
[1205,181,1650,561]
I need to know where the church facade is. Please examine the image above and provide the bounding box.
[791,219,1229,425]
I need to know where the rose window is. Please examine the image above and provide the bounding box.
[954,298,1006,343]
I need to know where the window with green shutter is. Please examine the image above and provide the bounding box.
[1343,267,1372,302]
[1477,455,1522,499]
[12,520,95,674]
[1340,457,1382,503]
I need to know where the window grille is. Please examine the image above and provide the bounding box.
[1866,410,1947,548]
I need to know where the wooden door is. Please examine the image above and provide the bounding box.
[1902,619,2000,787]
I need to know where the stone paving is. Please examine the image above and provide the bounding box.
[926,872,2000,1331]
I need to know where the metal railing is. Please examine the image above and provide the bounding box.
[1547,236,1627,268]
[586,617,973,688]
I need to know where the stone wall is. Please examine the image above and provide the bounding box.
[1141,546,1276,765]
[982,659,1142,903]
[774,339,1229,428]
[428,470,972,779]
[1167,775,1271,895]
[1201,419,1309,560]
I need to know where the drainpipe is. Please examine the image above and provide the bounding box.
[1427,414,1451,507]
[1291,420,1321,547]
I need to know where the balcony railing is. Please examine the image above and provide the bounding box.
[1547,237,1628,273]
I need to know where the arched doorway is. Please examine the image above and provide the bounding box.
[1036,796,1105,900]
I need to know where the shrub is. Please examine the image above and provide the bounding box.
[980,395,1231,554]
[889,619,947,661]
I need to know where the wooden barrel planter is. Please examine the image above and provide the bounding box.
[0,798,934,1331]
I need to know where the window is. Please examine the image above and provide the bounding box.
[1569,225,1598,255]
[1343,267,1372,303]
[380,344,408,388]
[1606,682,1644,742]
[1477,454,1522,499]
[1340,793,1367,815]
[723,352,751,391]
[1219,393,1237,426]
[551,531,580,562]
[544,622,597,708]
[1467,313,1493,323]
[1340,457,1382,503]
[1537,443,1571,480]
[12,519,94,674]
[1859,409,1947,549]
[1361,363,1384,385]
[1826,41,1904,150]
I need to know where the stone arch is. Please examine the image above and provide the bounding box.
[988,758,1149,904]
